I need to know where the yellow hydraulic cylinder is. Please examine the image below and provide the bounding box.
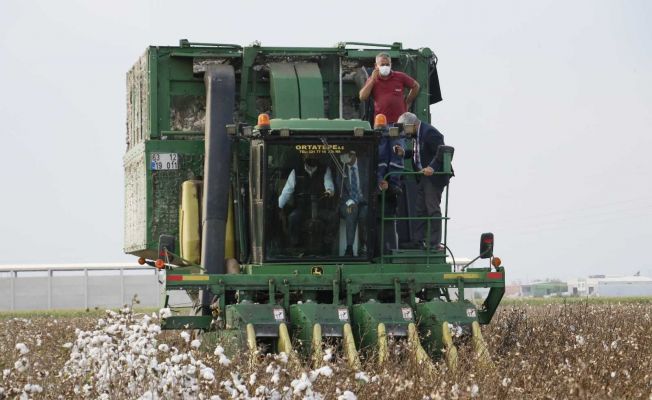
[246,323,257,352]
[408,323,434,370]
[278,323,293,355]
[377,323,388,365]
[179,180,202,265]
[472,321,494,370]
[342,323,361,370]
[441,321,458,372]
[311,324,323,368]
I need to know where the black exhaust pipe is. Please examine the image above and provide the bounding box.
[201,64,235,279]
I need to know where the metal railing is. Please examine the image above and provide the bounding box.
[0,264,161,312]
[379,170,450,265]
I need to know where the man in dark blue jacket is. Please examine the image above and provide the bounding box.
[395,112,451,250]
[337,150,369,257]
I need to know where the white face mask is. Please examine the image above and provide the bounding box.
[304,164,317,175]
[379,65,391,77]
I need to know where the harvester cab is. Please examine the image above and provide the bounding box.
[124,40,505,369]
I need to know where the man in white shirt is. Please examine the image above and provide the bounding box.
[278,155,334,249]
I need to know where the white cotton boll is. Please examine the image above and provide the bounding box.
[249,373,257,385]
[277,352,289,364]
[209,396,222,400]
[187,365,197,375]
[501,377,511,387]
[337,390,357,400]
[14,358,28,372]
[27,384,43,393]
[323,348,334,362]
[271,371,280,385]
[214,345,225,356]
[15,343,29,355]
[317,366,333,377]
[201,367,215,381]
[148,325,161,334]
[159,308,172,319]
[158,344,170,352]
[180,331,191,343]
[3,369,10,378]
[354,372,369,383]
[99,393,110,400]
[62,342,73,349]
[451,384,460,396]
[470,384,479,397]
[138,391,154,400]
[36,338,42,347]
[190,339,201,349]
[218,354,231,366]
[291,373,312,395]
[575,335,585,346]
[171,355,182,364]
[265,363,275,374]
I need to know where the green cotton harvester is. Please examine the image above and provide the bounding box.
[123,40,505,369]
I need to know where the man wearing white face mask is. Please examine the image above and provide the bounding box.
[359,53,420,122]
[359,52,420,195]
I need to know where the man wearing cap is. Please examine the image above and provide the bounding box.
[359,52,420,194]
[337,150,369,257]
[395,112,450,250]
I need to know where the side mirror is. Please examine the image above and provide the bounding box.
[158,234,176,262]
[479,232,494,259]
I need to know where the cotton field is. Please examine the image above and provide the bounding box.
[1,301,651,399]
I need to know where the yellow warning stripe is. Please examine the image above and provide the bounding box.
[443,273,481,279]
[181,275,210,281]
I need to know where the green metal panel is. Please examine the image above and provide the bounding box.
[269,118,371,132]
[290,303,350,354]
[416,300,478,355]
[123,139,204,258]
[162,315,213,330]
[269,63,300,118]
[351,302,414,350]
[294,63,324,118]
[226,303,286,337]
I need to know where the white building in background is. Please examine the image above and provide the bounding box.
[567,275,652,297]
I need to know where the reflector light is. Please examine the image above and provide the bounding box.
[137,257,146,265]
[487,272,503,279]
[257,113,270,127]
[166,275,183,281]
[155,259,165,269]
[374,113,387,129]
[491,257,502,267]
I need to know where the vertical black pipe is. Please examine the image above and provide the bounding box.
[201,65,235,277]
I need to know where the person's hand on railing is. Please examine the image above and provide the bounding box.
[393,145,405,157]
[422,166,434,176]
[378,180,389,191]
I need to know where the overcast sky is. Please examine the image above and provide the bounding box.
[1,0,650,282]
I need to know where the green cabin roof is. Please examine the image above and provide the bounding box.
[269,118,372,132]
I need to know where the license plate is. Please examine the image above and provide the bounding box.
[150,153,179,170]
